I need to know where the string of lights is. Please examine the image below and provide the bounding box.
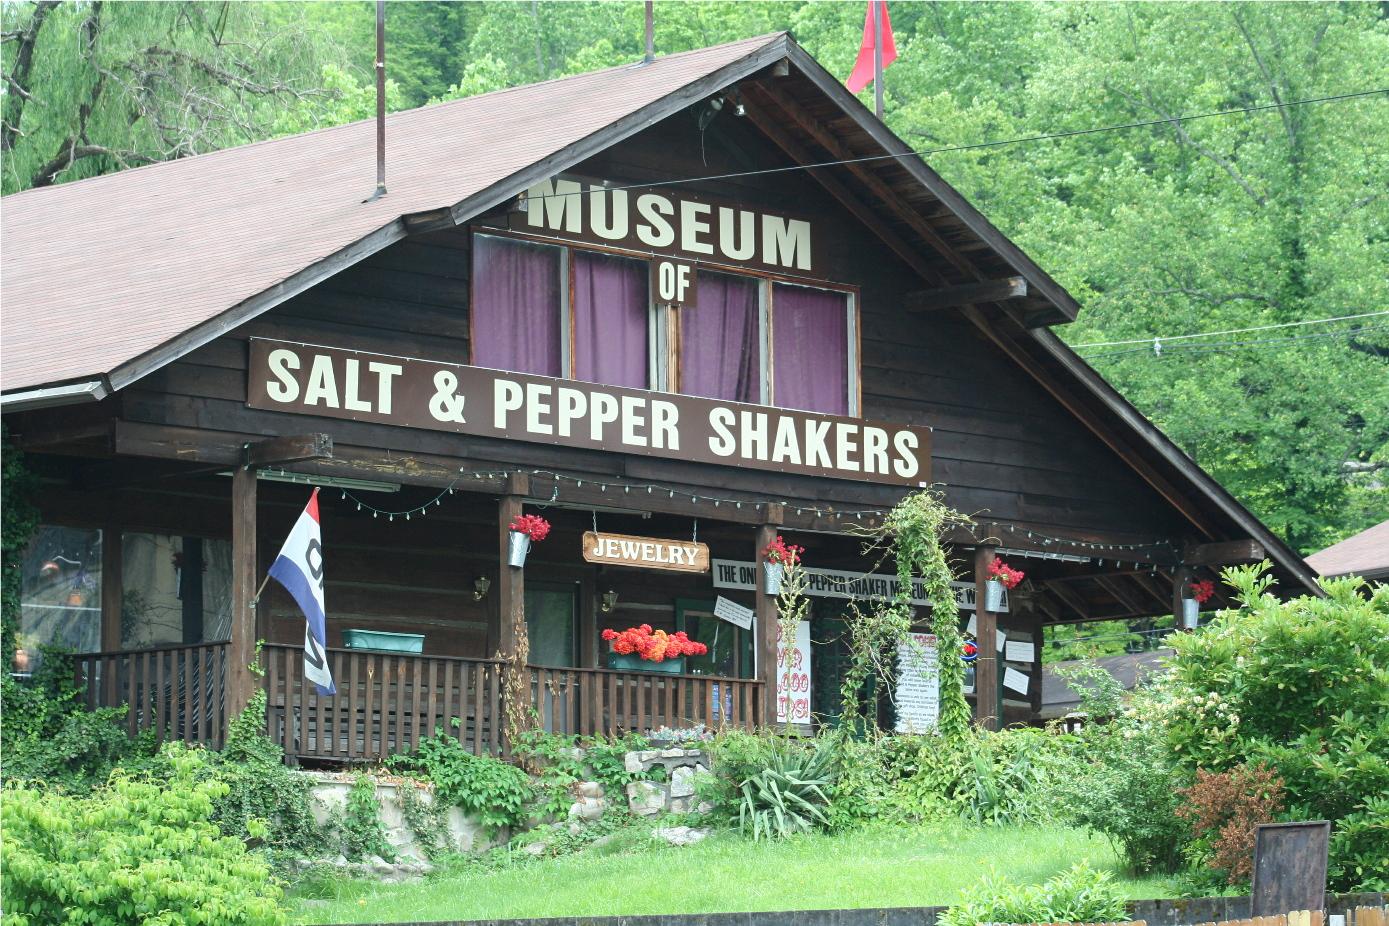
[320,466,1180,561]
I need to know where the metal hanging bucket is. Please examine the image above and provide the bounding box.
[984,579,1005,612]
[507,530,531,568]
[763,561,784,595]
[1182,597,1200,629]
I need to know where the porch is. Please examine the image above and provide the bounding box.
[73,639,762,762]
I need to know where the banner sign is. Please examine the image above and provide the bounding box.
[267,488,335,696]
[711,559,1008,612]
[582,531,709,573]
[776,620,812,724]
[895,632,939,733]
[713,595,754,630]
[248,339,931,486]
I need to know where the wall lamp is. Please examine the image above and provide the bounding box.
[600,590,619,613]
[473,576,492,601]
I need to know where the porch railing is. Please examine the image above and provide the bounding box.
[529,665,762,738]
[73,641,229,747]
[261,643,505,762]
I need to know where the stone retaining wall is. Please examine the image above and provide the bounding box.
[622,747,710,816]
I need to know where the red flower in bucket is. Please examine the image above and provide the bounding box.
[602,624,708,662]
[1189,579,1215,605]
[762,535,804,565]
[509,513,551,542]
[986,558,1025,589]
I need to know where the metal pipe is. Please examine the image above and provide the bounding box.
[872,0,884,118]
[373,0,387,200]
[644,0,655,64]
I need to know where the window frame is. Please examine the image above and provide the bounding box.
[469,227,862,416]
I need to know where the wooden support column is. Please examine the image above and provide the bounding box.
[497,472,531,742]
[1173,565,1195,631]
[228,462,258,718]
[973,545,1000,730]
[754,504,784,728]
[100,525,122,652]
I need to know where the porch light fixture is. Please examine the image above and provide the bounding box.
[600,590,619,613]
[473,576,491,601]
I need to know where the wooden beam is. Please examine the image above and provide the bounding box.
[1184,539,1265,567]
[1095,574,1148,616]
[755,504,784,727]
[739,97,949,287]
[1130,571,1175,610]
[227,464,258,720]
[973,545,999,731]
[749,80,982,282]
[906,277,1027,313]
[1045,579,1091,621]
[244,433,333,468]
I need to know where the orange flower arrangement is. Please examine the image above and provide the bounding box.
[601,624,708,662]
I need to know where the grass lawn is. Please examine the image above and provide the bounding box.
[292,824,1179,925]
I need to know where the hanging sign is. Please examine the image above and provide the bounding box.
[776,620,812,724]
[713,595,754,630]
[1003,666,1031,695]
[711,559,1007,612]
[1004,639,1036,664]
[248,339,931,485]
[582,531,710,573]
[895,633,939,733]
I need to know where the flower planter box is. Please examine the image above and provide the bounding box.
[607,652,686,674]
[341,629,424,653]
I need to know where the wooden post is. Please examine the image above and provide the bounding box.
[973,544,999,730]
[100,525,122,652]
[1173,565,1195,631]
[228,462,258,718]
[754,504,783,728]
[497,472,530,740]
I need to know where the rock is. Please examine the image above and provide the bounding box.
[695,801,713,815]
[567,796,607,822]
[654,825,710,847]
[694,763,709,775]
[639,750,660,763]
[522,841,548,857]
[660,748,684,759]
[332,854,351,868]
[685,748,704,758]
[576,781,605,799]
[669,765,696,798]
[669,796,692,814]
[368,854,394,873]
[626,780,667,816]
[624,752,645,773]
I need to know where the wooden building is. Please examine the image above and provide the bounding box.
[1,34,1319,762]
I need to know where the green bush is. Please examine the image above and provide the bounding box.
[1,744,287,925]
[938,863,1129,926]
[715,734,835,840]
[1164,566,1389,890]
[340,773,393,861]
[509,729,648,820]
[386,729,533,835]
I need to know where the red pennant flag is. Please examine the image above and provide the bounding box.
[846,0,897,94]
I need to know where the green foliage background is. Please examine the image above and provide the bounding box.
[3,1,1386,551]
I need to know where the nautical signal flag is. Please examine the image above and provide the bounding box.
[846,0,897,94]
[268,488,335,695]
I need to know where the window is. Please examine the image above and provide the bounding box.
[121,533,233,648]
[16,526,103,674]
[471,231,858,416]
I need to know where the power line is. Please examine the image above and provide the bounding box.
[522,88,1387,201]
[1081,321,1389,361]
[1071,309,1389,349]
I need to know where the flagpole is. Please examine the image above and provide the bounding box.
[872,0,884,118]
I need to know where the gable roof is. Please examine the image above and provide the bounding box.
[0,33,1319,595]
[1306,519,1389,580]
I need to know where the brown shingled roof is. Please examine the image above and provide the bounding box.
[1306,519,1389,581]
[0,33,789,395]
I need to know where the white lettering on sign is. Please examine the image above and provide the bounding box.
[895,633,940,733]
[711,559,1007,612]
[582,531,709,574]
[713,596,754,631]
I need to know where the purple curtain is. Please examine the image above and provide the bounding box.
[573,251,649,388]
[471,235,562,376]
[772,283,849,415]
[679,271,760,403]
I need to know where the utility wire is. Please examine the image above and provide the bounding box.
[1072,309,1389,348]
[521,88,1387,201]
[1081,322,1389,360]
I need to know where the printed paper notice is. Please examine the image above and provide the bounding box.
[776,620,812,724]
[894,633,940,733]
[1003,666,1030,695]
[713,596,754,630]
[1005,640,1035,664]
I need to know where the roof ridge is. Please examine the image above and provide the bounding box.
[2,32,788,202]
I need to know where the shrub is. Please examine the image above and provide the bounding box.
[340,773,394,861]
[1328,795,1389,891]
[386,729,533,835]
[509,729,648,820]
[1177,764,1285,885]
[1,744,287,925]
[939,862,1128,926]
[734,736,835,840]
[1164,566,1389,890]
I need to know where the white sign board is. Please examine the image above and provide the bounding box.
[713,596,754,630]
[712,560,1007,612]
[1003,666,1031,695]
[894,633,940,733]
[775,620,812,725]
[1005,640,1036,665]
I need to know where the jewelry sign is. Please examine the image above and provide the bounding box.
[582,531,709,574]
[247,339,931,485]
